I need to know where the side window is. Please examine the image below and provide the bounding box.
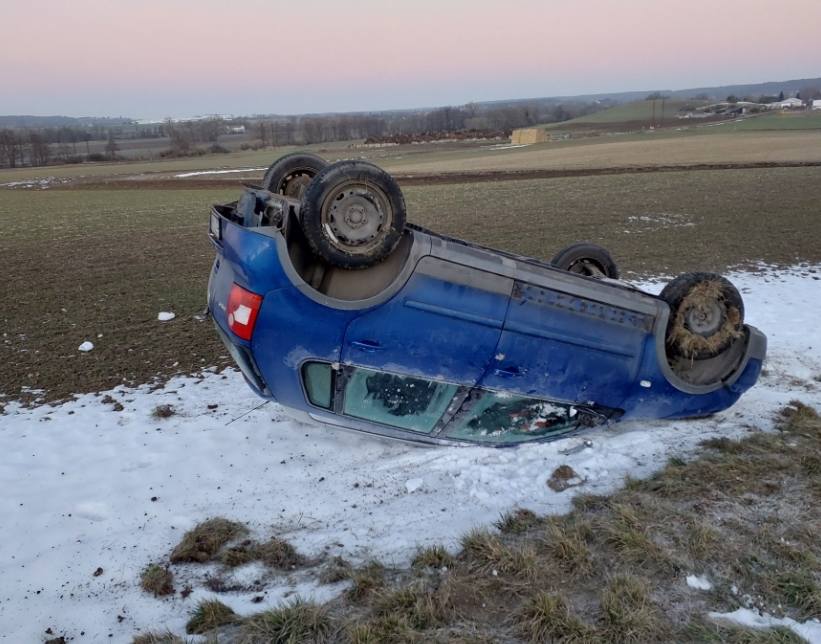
[445,390,576,444]
[302,362,333,409]
[343,366,457,433]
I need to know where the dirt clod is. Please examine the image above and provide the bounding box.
[548,464,583,492]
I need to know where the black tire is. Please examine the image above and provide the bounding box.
[550,242,619,279]
[300,161,406,269]
[660,272,744,360]
[261,152,328,199]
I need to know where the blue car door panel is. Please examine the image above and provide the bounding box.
[341,257,512,384]
[479,281,653,409]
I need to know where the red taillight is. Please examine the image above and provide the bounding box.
[227,283,263,341]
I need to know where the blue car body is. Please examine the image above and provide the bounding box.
[207,196,766,447]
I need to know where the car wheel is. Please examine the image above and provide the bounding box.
[300,161,407,269]
[550,242,619,279]
[660,272,744,359]
[261,152,328,199]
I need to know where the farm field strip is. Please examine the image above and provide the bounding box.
[3,164,821,402]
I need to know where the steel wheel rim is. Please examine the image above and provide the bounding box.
[568,259,606,278]
[278,169,315,199]
[320,181,393,255]
[685,300,724,337]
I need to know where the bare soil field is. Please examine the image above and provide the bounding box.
[2,130,821,402]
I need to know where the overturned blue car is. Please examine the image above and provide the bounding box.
[207,153,766,446]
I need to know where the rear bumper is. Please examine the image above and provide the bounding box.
[212,319,270,398]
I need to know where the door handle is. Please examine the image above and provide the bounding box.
[351,339,383,352]
[494,366,523,377]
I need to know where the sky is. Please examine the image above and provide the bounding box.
[1,0,820,119]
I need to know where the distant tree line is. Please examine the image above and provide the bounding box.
[0,101,600,168]
[248,101,597,148]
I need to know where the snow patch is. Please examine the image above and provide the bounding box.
[482,143,531,150]
[405,478,424,493]
[686,574,713,591]
[175,167,266,178]
[709,608,821,643]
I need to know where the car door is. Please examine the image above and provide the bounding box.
[340,256,513,387]
[478,279,654,409]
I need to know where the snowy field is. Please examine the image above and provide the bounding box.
[1,267,820,641]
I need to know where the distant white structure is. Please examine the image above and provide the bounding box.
[769,98,804,109]
[813,99,821,110]
[228,125,246,134]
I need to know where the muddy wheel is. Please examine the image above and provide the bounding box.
[661,272,744,359]
[550,242,619,279]
[261,152,328,199]
[300,161,406,269]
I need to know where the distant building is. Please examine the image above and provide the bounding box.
[768,98,804,109]
[228,125,246,134]
[813,99,821,110]
[511,128,570,144]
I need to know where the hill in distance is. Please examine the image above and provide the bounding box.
[1,76,818,127]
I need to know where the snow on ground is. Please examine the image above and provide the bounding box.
[0,177,71,190]
[1,267,820,641]
[481,143,531,151]
[709,608,821,643]
[686,574,713,591]
[175,167,266,178]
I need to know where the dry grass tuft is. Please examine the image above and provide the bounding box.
[685,518,720,560]
[220,540,256,567]
[140,564,174,597]
[185,599,237,634]
[460,529,538,580]
[412,544,455,570]
[769,570,821,619]
[345,561,386,602]
[241,599,334,643]
[516,592,593,643]
[217,535,301,569]
[599,575,666,642]
[319,555,353,584]
[598,502,672,570]
[541,517,592,574]
[374,583,453,630]
[700,436,746,453]
[779,400,821,435]
[495,508,540,534]
[169,517,247,563]
[571,493,609,512]
[152,404,176,419]
[345,615,412,643]
[255,537,302,569]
